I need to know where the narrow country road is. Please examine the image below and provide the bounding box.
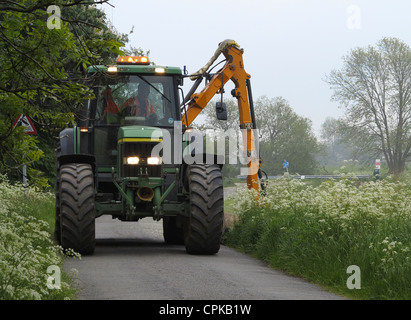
[63,216,344,300]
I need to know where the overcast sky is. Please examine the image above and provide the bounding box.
[101,0,411,136]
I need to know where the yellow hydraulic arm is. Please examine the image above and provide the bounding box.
[182,40,261,194]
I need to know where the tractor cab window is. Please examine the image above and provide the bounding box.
[94,75,177,127]
[91,74,178,166]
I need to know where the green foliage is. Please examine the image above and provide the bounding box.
[255,96,320,175]
[61,2,128,67]
[326,37,411,176]
[0,174,79,300]
[0,1,129,186]
[225,176,411,299]
[197,96,320,177]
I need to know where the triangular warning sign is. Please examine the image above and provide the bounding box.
[13,114,37,135]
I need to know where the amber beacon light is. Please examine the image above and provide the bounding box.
[116,56,150,65]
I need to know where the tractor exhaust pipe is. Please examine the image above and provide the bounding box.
[137,187,155,201]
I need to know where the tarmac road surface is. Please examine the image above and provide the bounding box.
[63,215,345,300]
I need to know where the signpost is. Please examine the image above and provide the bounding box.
[375,159,380,169]
[374,159,380,181]
[13,114,37,135]
[13,114,37,192]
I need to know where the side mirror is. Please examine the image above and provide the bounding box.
[177,75,184,86]
[216,102,227,120]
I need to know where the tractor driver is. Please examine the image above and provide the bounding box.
[121,82,156,118]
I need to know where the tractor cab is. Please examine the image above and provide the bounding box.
[80,57,183,168]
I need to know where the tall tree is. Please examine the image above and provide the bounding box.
[318,117,352,167]
[0,0,126,186]
[326,37,411,175]
[255,96,319,175]
[198,96,320,175]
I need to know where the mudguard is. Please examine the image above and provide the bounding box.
[59,128,74,156]
[58,127,95,169]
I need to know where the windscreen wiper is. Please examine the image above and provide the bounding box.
[137,75,171,103]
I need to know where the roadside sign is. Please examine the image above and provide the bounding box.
[13,114,37,135]
[12,114,36,192]
[376,159,380,169]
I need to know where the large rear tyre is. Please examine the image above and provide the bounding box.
[184,164,224,255]
[59,163,95,255]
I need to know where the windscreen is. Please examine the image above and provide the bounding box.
[90,74,178,166]
[93,74,178,127]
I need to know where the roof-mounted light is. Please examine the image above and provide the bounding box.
[116,56,150,65]
[107,66,118,73]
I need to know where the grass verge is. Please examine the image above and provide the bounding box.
[224,175,411,300]
[0,175,78,300]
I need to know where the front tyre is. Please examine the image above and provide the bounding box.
[184,164,224,255]
[59,163,95,255]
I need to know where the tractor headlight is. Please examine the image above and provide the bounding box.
[126,156,140,165]
[147,156,161,165]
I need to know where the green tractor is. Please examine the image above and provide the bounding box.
[54,40,262,256]
[54,55,224,255]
